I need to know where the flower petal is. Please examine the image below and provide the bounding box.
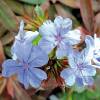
[17,69,29,89]
[82,65,96,76]
[16,21,38,43]
[28,69,41,88]
[61,18,72,34]
[24,31,39,44]
[30,68,47,80]
[54,16,63,28]
[89,64,100,69]
[67,46,77,68]
[54,16,72,34]
[2,59,23,77]
[28,46,49,67]
[38,38,55,54]
[60,68,75,86]
[80,35,94,62]
[83,76,94,86]
[11,41,33,62]
[93,50,100,66]
[39,20,57,36]
[76,77,84,87]
[94,34,100,50]
[16,20,25,40]
[63,29,81,45]
[56,42,67,59]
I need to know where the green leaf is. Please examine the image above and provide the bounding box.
[72,89,100,100]
[4,46,12,58]
[48,5,56,20]
[72,85,86,93]
[0,24,6,38]
[59,92,67,100]
[23,4,34,17]
[0,1,17,30]
[35,5,45,18]
[19,0,46,5]
[86,90,100,99]
[32,34,41,45]
[72,92,87,100]
[4,0,25,16]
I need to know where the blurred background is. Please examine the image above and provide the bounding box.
[0,0,100,100]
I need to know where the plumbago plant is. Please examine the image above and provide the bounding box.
[1,15,100,99]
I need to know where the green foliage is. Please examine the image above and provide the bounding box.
[35,5,45,18]
[32,34,41,45]
[19,0,46,5]
[59,93,67,100]
[4,46,12,57]
[0,0,17,30]
[4,0,25,16]
[58,88,100,100]
[72,90,100,100]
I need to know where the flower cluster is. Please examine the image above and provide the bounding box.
[2,16,100,89]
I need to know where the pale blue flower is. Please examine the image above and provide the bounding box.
[93,34,100,66]
[11,20,39,60]
[2,20,48,88]
[94,34,100,50]
[2,46,48,88]
[60,36,96,87]
[39,16,81,59]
